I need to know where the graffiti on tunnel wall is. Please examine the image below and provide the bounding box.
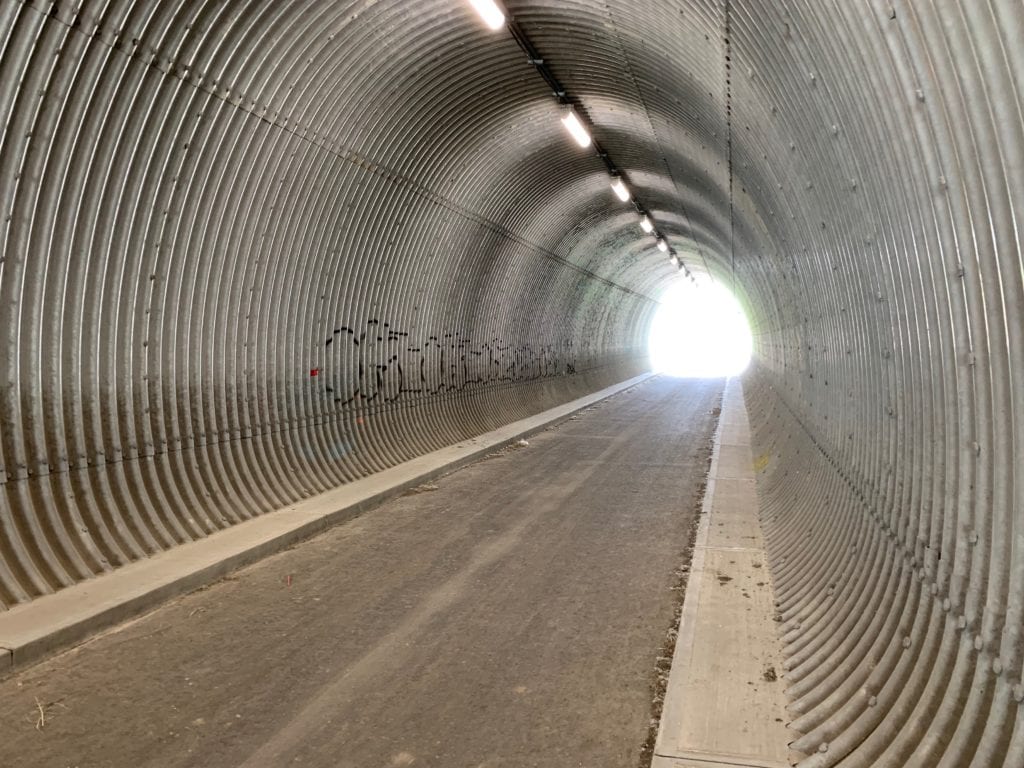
[313,320,581,406]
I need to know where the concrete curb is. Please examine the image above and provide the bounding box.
[653,382,725,766]
[653,378,790,768]
[0,373,654,677]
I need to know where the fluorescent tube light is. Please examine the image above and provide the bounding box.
[561,109,592,148]
[610,178,630,202]
[468,0,506,30]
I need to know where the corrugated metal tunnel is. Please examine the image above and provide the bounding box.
[1,0,1022,764]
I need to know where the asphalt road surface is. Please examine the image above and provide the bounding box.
[0,376,723,768]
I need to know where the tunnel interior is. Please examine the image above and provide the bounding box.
[1,0,1023,764]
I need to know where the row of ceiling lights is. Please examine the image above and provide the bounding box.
[467,0,690,276]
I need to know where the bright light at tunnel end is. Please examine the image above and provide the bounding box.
[648,279,752,378]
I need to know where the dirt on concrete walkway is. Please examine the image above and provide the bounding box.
[0,377,722,768]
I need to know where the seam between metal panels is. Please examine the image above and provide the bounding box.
[595,1,712,278]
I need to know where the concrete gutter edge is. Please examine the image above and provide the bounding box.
[651,753,789,768]
[653,377,791,768]
[0,373,654,676]
[654,379,724,756]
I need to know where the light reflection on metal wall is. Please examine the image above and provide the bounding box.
[1,0,1022,764]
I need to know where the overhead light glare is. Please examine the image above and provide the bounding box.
[561,109,592,148]
[657,238,668,252]
[468,0,506,30]
[640,216,653,233]
[670,254,679,267]
[610,178,630,202]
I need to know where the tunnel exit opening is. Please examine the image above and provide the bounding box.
[648,278,752,378]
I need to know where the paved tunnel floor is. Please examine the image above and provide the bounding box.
[0,377,723,768]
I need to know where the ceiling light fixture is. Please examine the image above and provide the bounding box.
[561,109,592,148]
[610,178,630,202]
[468,0,506,30]
[476,13,713,279]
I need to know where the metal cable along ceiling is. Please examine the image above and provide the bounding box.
[0,0,1022,764]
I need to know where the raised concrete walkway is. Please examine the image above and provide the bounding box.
[654,378,791,768]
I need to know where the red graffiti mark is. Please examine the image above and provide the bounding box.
[310,368,319,377]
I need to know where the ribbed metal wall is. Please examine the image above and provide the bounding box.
[1,0,1022,764]
[0,0,677,608]
[736,1,1024,765]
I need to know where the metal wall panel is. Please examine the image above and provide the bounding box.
[0,0,673,608]
[734,1,1024,765]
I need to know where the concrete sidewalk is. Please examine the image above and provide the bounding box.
[653,378,791,768]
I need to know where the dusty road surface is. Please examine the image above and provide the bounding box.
[0,377,723,768]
